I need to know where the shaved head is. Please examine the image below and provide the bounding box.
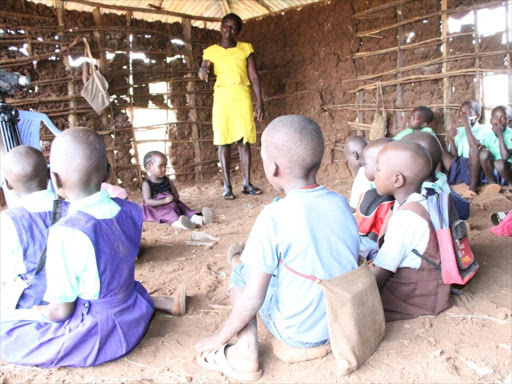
[362,138,393,181]
[50,127,108,198]
[344,136,369,172]
[403,131,442,178]
[3,145,48,196]
[378,140,432,191]
[262,115,324,179]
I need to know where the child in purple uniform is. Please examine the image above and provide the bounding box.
[141,151,212,230]
[0,146,66,311]
[0,128,184,368]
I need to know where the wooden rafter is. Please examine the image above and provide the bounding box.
[254,0,272,14]
[219,0,231,15]
[60,0,222,22]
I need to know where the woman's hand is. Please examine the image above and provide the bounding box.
[254,102,264,122]
[198,66,210,82]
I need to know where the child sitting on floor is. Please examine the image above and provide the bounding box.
[394,106,436,140]
[442,100,490,198]
[355,138,394,261]
[0,128,184,368]
[195,115,359,382]
[343,135,371,209]
[403,131,469,220]
[1,146,67,311]
[371,140,451,322]
[481,105,512,194]
[141,151,212,230]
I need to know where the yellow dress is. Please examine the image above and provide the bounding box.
[203,42,256,145]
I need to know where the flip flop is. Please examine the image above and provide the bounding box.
[242,184,262,195]
[179,215,196,230]
[198,344,263,382]
[490,212,508,226]
[176,285,186,316]
[461,189,478,201]
[223,186,235,200]
[202,207,213,225]
[227,243,244,267]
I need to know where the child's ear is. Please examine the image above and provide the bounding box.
[421,122,428,127]
[4,178,13,191]
[353,151,359,161]
[50,171,62,190]
[271,161,279,178]
[393,173,405,188]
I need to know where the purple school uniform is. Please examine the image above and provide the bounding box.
[0,198,154,368]
[141,177,198,224]
[4,202,69,309]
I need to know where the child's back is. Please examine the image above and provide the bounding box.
[243,185,358,342]
[0,146,62,310]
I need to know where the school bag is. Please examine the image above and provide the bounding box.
[279,257,385,376]
[354,188,395,242]
[425,191,479,285]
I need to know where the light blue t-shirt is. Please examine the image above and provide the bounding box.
[240,186,359,343]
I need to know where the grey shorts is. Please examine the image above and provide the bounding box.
[229,263,329,349]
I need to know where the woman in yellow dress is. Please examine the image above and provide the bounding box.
[198,13,264,200]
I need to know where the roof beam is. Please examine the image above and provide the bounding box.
[254,0,272,13]
[61,0,222,22]
[219,0,231,15]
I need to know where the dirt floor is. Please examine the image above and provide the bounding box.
[1,172,511,384]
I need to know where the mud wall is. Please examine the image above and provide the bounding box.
[240,0,508,178]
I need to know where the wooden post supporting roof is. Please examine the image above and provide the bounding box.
[441,0,449,140]
[55,0,77,128]
[182,19,203,180]
[395,3,404,136]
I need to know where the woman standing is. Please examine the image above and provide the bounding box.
[198,13,264,200]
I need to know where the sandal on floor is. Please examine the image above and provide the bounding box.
[202,207,213,225]
[227,243,244,267]
[223,186,235,200]
[242,184,262,195]
[197,344,263,382]
[490,211,509,226]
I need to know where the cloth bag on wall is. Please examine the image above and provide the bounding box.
[81,37,110,115]
[279,257,386,376]
[369,82,387,140]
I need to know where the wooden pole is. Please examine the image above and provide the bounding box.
[395,4,404,135]
[55,0,77,128]
[506,2,512,106]
[182,19,203,181]
[474,10,482,104]
[91,7,109,129]
[441,0,449,139]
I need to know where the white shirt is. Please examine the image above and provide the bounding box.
[0,189,55,284]
[374,193,430,272]
[43,191,120,303]
[349,167,372,209]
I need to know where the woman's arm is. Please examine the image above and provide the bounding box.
[142,181,173,207]
[198,60,213,83]
[247,53,264,122]
[35,301,75,322]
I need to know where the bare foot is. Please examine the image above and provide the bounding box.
[271,337,331,363]
[152,286,185,316]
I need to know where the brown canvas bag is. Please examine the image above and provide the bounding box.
[369,82,387,140]
[81,37,110,115]
[280,257,385,376]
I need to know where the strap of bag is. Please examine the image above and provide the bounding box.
[278,258,320,283]
[411,249,441,271]
[33,199,63,277]
[376,82,385,114]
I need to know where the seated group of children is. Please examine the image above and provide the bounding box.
[1,106,506,380]
[0,130,188,368]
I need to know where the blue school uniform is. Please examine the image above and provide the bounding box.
[0,191,153,368]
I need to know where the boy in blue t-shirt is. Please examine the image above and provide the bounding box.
[195,115,359,381]
[481,105,512,193]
